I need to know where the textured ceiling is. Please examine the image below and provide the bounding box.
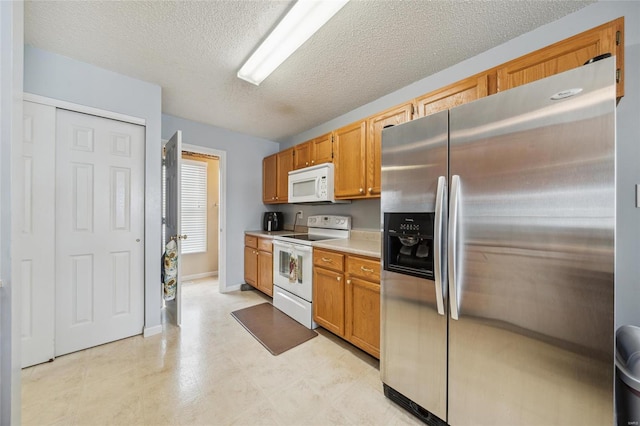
[24,0,593,142]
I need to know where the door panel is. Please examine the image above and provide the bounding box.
[447,59,615,425]
[164,131,182,326]
[19,102,56,367]
[55,109,145,356]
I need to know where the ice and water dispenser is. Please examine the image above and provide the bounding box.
[383,212,434,279]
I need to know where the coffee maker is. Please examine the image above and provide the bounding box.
[263,212,283,232]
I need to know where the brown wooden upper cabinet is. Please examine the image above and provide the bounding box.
[293,141,311,169]
[366,103,414,196]
[311,132,333,165]
[262,154,277,204]
[293,132,333,170]
[497,17,624,99]
[415,73,489,118]
[263,148,293,204]
[334,121,367,199]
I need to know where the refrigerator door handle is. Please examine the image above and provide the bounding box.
[433,175,447,316]
[448,174,460,320]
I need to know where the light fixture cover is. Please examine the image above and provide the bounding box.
[237,0,349,86]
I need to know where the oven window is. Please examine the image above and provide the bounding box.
[277,250,303,283]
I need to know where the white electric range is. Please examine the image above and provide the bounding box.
[272,215,351,329]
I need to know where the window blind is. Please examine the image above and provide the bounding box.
[181,159,208,254]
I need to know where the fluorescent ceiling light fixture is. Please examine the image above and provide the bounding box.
[237,0,349,86]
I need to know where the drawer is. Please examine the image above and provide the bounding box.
[347,256,380,283]
[244,235,258,249]
[258,237,272,252]
[313,248,345,272]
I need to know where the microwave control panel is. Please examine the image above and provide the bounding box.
[318,176,327,197]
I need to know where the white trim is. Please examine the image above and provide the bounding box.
[143,325,163,338]
[23,93,146,126]
[224,284,242,293]
[182,143,228,295]
[182,271,218,281]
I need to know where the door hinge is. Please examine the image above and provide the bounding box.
[616,31,621,46]
[0,279,3,288]
[616,69,621,83]
[162,158,166,166]
[411,104,415,116]
[162,217,166,225]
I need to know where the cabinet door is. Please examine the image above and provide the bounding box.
[497,17,623,98]
[276,148,293,203]
[313,267,345,336]
[415,73,488,118]
[293,142,311,170]
[311,132,333,165]
[367,103,413,197]
[334,120,367,199]
[257,250,273,297]
[262,154,277,204]
[346,276,380,358]
[244,246,258,287]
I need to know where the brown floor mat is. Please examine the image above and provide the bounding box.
[231,302,318,355]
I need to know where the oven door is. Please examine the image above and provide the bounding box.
[273,240,313,302]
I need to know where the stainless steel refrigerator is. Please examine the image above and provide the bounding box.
[380,57,616,426]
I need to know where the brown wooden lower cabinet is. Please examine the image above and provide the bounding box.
[313,247,380,358]
[244,234,273,297]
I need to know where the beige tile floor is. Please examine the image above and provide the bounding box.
[22,278,422,425]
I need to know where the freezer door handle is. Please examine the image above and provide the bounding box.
[448,174,460,320]
[433,175,447,316]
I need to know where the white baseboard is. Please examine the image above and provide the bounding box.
[182,271,218,281]
[143,324,163,337]
[223,283,242,293]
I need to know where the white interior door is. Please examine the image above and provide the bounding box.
[55,109,145,356]
[18,101,56,367]
[164,131,182,326]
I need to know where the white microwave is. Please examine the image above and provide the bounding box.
[288,163,347,204]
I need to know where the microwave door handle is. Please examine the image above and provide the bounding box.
[315,176,321,198]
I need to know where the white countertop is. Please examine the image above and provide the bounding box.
[245,229,381,258]
[244,230,296,239]
[312,238,381,259]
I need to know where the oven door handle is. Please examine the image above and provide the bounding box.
[293,244,312,253]
[273,240,292,250]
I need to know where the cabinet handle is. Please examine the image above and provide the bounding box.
[321,257,333,263]
[337,276,341,281]
[271,197,275,200]
[368,187,373,194]
[311,160,315,164]
[347,279,351,285]
[305,161,309,166]
[359,188,364,194]
[360,266,374,273]
[275,196,279,200]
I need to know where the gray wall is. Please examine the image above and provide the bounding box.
[23,46,164,334]
[278,1,640,328]
[0,1,23,423]
[161,114,280,290]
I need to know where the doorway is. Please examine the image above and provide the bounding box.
[162,140,227,326]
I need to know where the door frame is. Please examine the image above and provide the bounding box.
[180,143,227,294]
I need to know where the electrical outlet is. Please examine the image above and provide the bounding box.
[296,210,304,219]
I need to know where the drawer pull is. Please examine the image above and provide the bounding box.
[347,279,351,285]
[321,257,333,263]
[337,276,341,281]
[361,266,374,273]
